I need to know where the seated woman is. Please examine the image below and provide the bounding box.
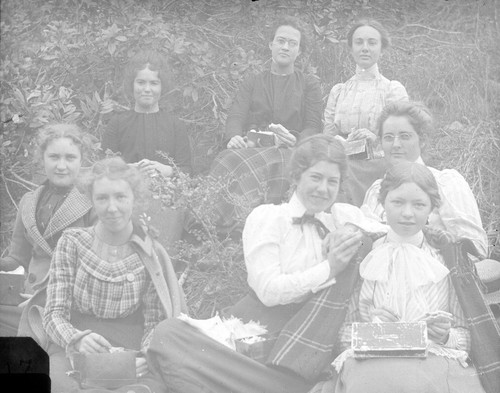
[102,49,191,252]
[323,18,408,207]
[0,123,94,337]
[209,16,323,233]
[147,135,387,393]
[102,50,191,176]
[361,101,488,258]
[331,162,492,393]
[43,157,185,393]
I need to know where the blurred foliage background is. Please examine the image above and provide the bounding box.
[1,0,499,316]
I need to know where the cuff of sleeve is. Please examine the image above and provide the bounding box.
[141,329,154,353]
[345,221,388,239]
[65,329,93,353]
[443,328,459,349]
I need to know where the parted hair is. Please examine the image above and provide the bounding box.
[269,16,308,53]
[122,49,173,102]
[289,134,346,182]
[377,101,435,143]
[82,156,150,213]
[379,161,441,209]
[347,18,391,50]
[35,123,91,163]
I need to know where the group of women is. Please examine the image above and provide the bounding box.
[0,14,498,393]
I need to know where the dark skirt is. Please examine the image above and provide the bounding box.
[147,318,312,393]
[343,157,387,207]
[48,309,165,393]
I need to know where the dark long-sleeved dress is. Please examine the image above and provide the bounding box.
[102,110,192,174]
[211,69,323,232]
[102,110,192,252]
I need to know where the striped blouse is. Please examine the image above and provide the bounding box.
[323,64,408,137]
[340,230,471,353]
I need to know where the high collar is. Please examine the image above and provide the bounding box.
[42,179,73,195]
[355,63,380,80]
[387,228,424,247]
[289,193,309,217]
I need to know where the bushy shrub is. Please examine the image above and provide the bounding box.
[1,0,499,315]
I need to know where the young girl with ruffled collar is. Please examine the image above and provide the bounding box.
[333,161,487,393]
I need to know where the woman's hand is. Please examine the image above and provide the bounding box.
[359,299,400,322]
[75,332,112,354]
[136,159,173,177]
[326,226,363,279]
[227,135,248,149]
[370,306,400,322]
[424,311,453,344]
[268,123,296,147]
[136,356,149,379]
[348,128,377,143]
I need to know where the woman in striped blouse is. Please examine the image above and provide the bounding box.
[330,162,487,393]
[323,19,408,207]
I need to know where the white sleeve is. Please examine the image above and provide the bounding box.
[243,205,331,307]
[360,179,385,223]
[331,203,388,236]
[435,169,488,257]
[323,83,343,136]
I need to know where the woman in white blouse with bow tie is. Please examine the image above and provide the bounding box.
[147,134,386,393]
[323,19,409,207]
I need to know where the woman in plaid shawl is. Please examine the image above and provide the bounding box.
[43,157,185,393]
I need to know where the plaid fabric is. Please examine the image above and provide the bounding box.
[21,184,93,261]
[43,227,166,350]
[424,227,500,393]
[266,235,373,381]
[210,146,293,231]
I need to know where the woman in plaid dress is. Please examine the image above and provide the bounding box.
[43,157,185,393]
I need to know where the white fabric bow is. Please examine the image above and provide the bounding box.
[360,241,450,321]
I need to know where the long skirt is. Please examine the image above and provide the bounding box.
[147,318,312,393]
[49,310,166,393]
[209,147,293,233]
[334,355,486,393]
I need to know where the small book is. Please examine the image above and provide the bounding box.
[352,322,427,358]
[247,130,275,147]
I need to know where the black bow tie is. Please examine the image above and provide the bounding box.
[292,214,330,239]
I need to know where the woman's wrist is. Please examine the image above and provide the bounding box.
[66,329,93,353]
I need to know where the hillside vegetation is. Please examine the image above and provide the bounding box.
[1,0,499,316]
